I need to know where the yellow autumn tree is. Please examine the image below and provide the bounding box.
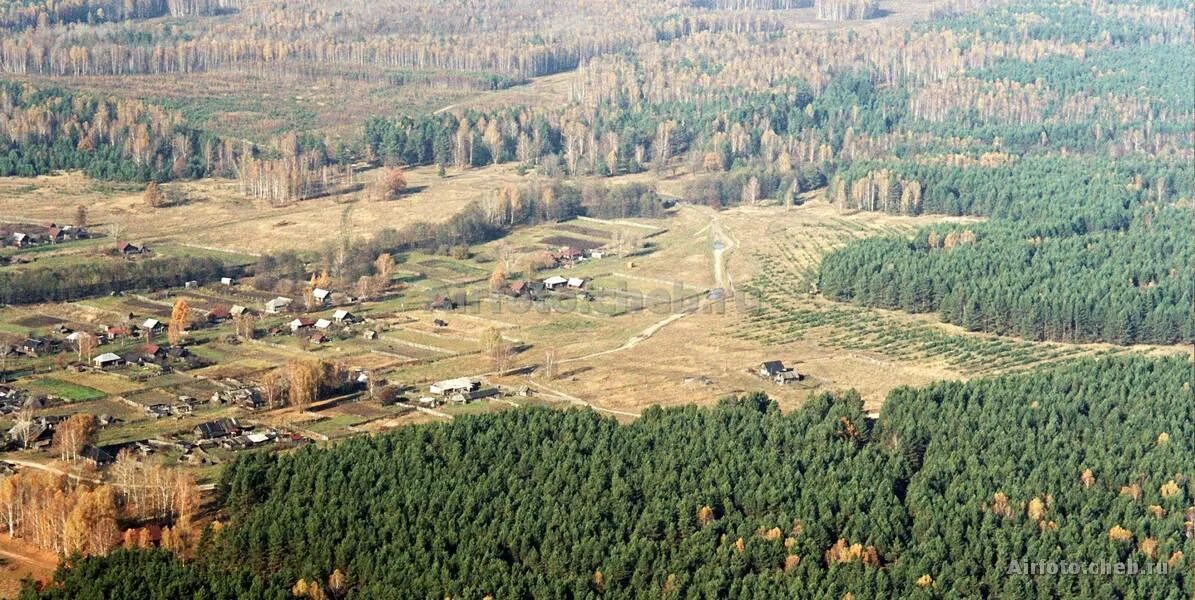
[168,298,190,345]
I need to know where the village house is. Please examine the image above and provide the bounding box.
[567,277,586,289]
[758,361,788,379]
[312,288,332,305]
[507,280,544,299]
[93,352,124,369]
[289,317,315,332]
[9,232,30,248]
[116,241,144,255]
[555,246,585,263]
[314,318,333,330]
[140,318,163,334]
[543,275,568,290]
[332,309,358,324]
[18,338,54,357]
[7,417,55,450]
[265,297,294,314]
[757,360,802,384]
[194,418,242,440]
[265,296,292,313]
[80,445,115,467]
[142,344,168,362]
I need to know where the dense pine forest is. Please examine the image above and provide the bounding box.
[21,356,1194,598]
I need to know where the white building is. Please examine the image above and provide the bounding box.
[430,377,480,396]
[93,353,123,369]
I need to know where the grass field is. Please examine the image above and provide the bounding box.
[24,378,106,401]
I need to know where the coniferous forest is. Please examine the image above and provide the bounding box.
[22,356,1194,599]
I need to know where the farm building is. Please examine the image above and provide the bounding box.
[332,310,358,323]
[450,387,501,404]
[543,275,568,289]
[140,318,162,333]
[774,370,802,385]
[430,377,480,396]
[314,319,332,330]
[230,305,251,317]
[567,277,586,289]
[312,288,332,304]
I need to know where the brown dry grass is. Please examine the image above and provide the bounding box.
[0,535,57,598]
[0,164,528,255]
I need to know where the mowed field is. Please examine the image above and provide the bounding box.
[0,164,529,255]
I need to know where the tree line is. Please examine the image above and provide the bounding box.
[0,255,230,305]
